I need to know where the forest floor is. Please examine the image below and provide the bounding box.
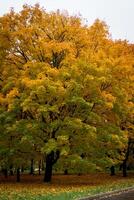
[0,173,134,199]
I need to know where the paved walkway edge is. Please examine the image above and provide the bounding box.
[77,186,134,200]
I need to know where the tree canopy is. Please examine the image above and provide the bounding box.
[0,4,134,182]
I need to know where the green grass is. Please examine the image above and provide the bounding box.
[0,173,134,200]
[38,181,134,200]
[0,180,134,200]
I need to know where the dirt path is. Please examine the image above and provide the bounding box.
[99,189,134,200]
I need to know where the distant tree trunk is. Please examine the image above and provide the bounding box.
[44,150,60,183]
[21,166,24,173]
[16,168,20,182]
[9,165,14,176]
[119,164,122,171]
[38,160,41,175]
[30,159,34,175]
[122,160,127,177]
[110,166,115,176]
[122,138,131,177]
[42,160,45,171]
[3,168,8,178]
[64,169,68,175]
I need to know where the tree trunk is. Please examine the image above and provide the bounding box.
[42,160,45,171]
[21,166,24,173]
[119,164,122,171]
[30,159,34,175]
[16,168,20,182]
[110,166,115,176]
[44,153,53,182]
[38,160,41,175]
[3,169,8,178]
[122,138,131,177]
[10,165,14,176]
[64,169,68,175]
[122,160,127,177]
[44,150,60,183]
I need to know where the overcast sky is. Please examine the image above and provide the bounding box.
[0,0,134,43]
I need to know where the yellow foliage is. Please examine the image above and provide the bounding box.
[6,88,19,99]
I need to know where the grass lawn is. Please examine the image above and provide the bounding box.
[0,173,134,200]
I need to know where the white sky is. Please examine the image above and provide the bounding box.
[0,0,134,43]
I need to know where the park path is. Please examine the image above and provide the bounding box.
[80,188,134,200]
[96,189,134,200]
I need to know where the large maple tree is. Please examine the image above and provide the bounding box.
[0,4,133,182]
